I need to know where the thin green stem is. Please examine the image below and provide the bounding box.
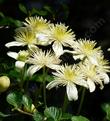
[16,108,33,116]
[42,66,47,108]
[62,92,68,112]
[77,87,86,115]
[19,64,27,92]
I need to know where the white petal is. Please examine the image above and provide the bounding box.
[27,65,42,76]
[7,52,18,59]
[87,78,96,92]
[89,56,98,65]
[100,73,110,84]
[47,64,61,70]
[75,79,88,88]
[15,61,25,69]
[66,83,78,101]
[46,80,62,90]
[52,42,64,56]
[28,44,39,51]
[73,54,84,60]
[5,41,25,48]
[107,48,110,51]
[36,33,50,45]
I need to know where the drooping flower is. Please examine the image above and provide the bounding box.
[49,23,75,56]
[5,27,37,48]
[7,50,29,69]
[27,48,61,76]
[79,59,110,92]
[66,39,103,65]
[23,16,52,46]
[46,64,88,101]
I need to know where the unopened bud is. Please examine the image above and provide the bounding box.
[0,76,10,92]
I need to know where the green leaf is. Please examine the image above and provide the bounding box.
[61,113,72,120]
[46,75,54,82]
[30,9,47,16]
[31,74,54,83]
[44,107,62,121]
[9,70,20,79]
[19,4,27,14]
[22,95,32,112]
[0,12,5,18]
[101,103,110,120]
[6,91,23,108]
[43,5,53,14]
[33,111,43,121]
[71,116,90,121]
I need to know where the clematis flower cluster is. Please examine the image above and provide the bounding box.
[5,16,110,101]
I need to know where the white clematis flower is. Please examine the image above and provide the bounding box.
[5,27,37,48]
[46,64,88,101]
[27,49,61,76]
[80,59,110,92]
[67,39,103,65]
[49,23,75,56]
[23,16,52,46]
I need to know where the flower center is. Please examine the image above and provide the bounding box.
[64,69,76,81]
[53,29,65,42]
[82,43,94,56]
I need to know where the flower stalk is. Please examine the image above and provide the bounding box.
[62,91,68,112]
[42,66,47,108]
[77,87,86,115]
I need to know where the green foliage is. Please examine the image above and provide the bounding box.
[6,91,23,109]
[22,95,32,111]
[0,112,10,121]
[44,107,62,121]
[33,112,43,121]
[0,112,9,118]
[71,115,90,121]
[31,73,54,83]
[0,15,22,27]
[19,3,28,15]
[101,103,110,121]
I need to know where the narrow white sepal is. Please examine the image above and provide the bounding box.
[73,54,84,60]
[87,78,96,92]
[52,41,64,57]
[5,41,25,48]
[66,83,78,101]
[7,52,18,59]
[15,61,25,69]
[75,79,88,88]
[100,73,110,84]
[27,65,41,76]
[47,64,61,71]
[46,80,61,90]
[89,56,98,65]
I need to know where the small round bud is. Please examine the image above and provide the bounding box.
[0,76,10,92]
